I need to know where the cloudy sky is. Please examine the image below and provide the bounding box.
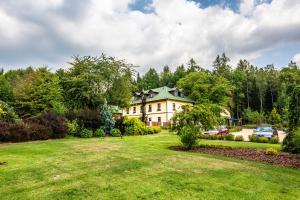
[0,0,300,73]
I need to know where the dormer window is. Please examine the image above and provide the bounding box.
[178,91,182,97]
[150,93,154,98]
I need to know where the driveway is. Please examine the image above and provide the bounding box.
[232,129,287,143]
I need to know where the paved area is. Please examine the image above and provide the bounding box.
[232,129,287,142]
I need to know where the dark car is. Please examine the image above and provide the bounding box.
[253,126,278,138]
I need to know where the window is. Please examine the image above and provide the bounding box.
[140,106,143,113]
[172,103,176,111]
[133,107,136,114]
[126,108,129,114]
[150,93,154,98]
[148,105,152,112]
[157,103,161,111]
[158,117,161,123]
[178,91,182,97]
[149,117,152,122]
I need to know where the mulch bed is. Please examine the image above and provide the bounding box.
[170,146,300,169]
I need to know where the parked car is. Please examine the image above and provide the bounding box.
[204,126,229,135]
[253,126,278,138]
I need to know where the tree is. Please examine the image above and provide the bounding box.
[213,53,232,79]
[160,66,175,87]
[12,68,63,118]
[100,99,115,133]
[177,71,233,107]
[268,108,281,125]
[0,75,12,102]
[136,68,160,90]
[256,68,268,113]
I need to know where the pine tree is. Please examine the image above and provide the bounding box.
[100,99,115,133]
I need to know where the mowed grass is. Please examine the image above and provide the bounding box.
[0,132,299,200]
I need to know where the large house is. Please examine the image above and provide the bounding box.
[123,86,194,126]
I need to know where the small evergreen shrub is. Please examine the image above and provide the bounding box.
[225,134,234,141]
[265,148,279,156]
[270,136,279,144]
[80,128,93,138]
[248,135,258,142]
[257,137,269,143]
[283,129,300,154]
[94,128,105,137]
[179,126,198,149]
[234,136,244,141]
[111,128,121,137]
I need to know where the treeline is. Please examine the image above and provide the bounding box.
[135,54,300,126]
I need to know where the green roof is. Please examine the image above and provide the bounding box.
[131,86,194,104]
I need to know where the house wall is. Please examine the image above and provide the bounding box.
[123,100,193,126]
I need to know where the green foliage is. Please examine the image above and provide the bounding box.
[225,134,234,141]
[67,120,80,136]
[136,68,160,90]
[177,71,233,107]
[51,101,67,116]
[94,128,105,137]
[111,128,121,137]
[100,99,115,133]
[0,101,20,123]
[0,75,12,102]
[270,137,279,144]
[282,128,300,154]
[229,126,242,132]
[12,68,63,118]
[80,129,93,138]
[60,54,133,109]
[257,137,269,143]
[123,117,158,136]
[265,148,279,156]
[243,108,265,125]
[171,104,220,133]
[234,136,244,141]
[268,108,281,125]
[288,85,300,130]
[178,126,198,149]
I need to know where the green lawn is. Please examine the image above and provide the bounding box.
[0,132,299,200]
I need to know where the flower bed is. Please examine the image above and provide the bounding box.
[170,145,300,169]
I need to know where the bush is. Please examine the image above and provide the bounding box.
[28,123,52,140]
[0,101,20,123]
[29,112,68,139]
[209,135,218,140]
[0,121,10,142]
[125,126,135,136]
[179,126,198,149]
[217,134,225,140]
[94,128,105,137]
[257,137,269,143]
[234,136,244,141]
[248,135,258,142]
[80,128,93,138]
[123,117,151,136]
[66,109,101,130]
[265,148,279,156]
[67,120,80,136]
[111,128,121,137]
[8,123,31,142]
[152,126,162,133]
[282,129,300,154]
[270,136,279,144]
[229,126,242,133]
[225,134,234,141]
[243,124,258,129]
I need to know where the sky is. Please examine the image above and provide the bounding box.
[0,0,300,73]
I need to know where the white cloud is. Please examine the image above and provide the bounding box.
[0,0,300,72]
[293,53,300,65]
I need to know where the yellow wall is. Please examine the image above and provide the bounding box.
[123,100,193,124]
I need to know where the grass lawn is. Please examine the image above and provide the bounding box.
[0,132,299,200]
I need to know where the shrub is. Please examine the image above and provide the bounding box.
[229,126,242,133]
[235,135,244,141]
[0,121,10,142]
[125,126,135,136]
[225,134,234,141]
[66,109,101,130]
[8,123,31,142]
[123,117,147,136]
[0,101,20,123]
[152,126,162,133]
[94,128,105,137]
[282,129,300,154]
[270,136,279,144]
[67,120,80,136]
[111,128,121,137]
[80,128,93,138]
[29,112,68,139]
[248,135,258,142]
[257,137,269,143]
[209,135,218,140]
[100,100,115,133]
[265,148,279,156]
[217,134,225,140]
[243,124,258,129]
[28,123,52,140]
[179,126,198,149]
